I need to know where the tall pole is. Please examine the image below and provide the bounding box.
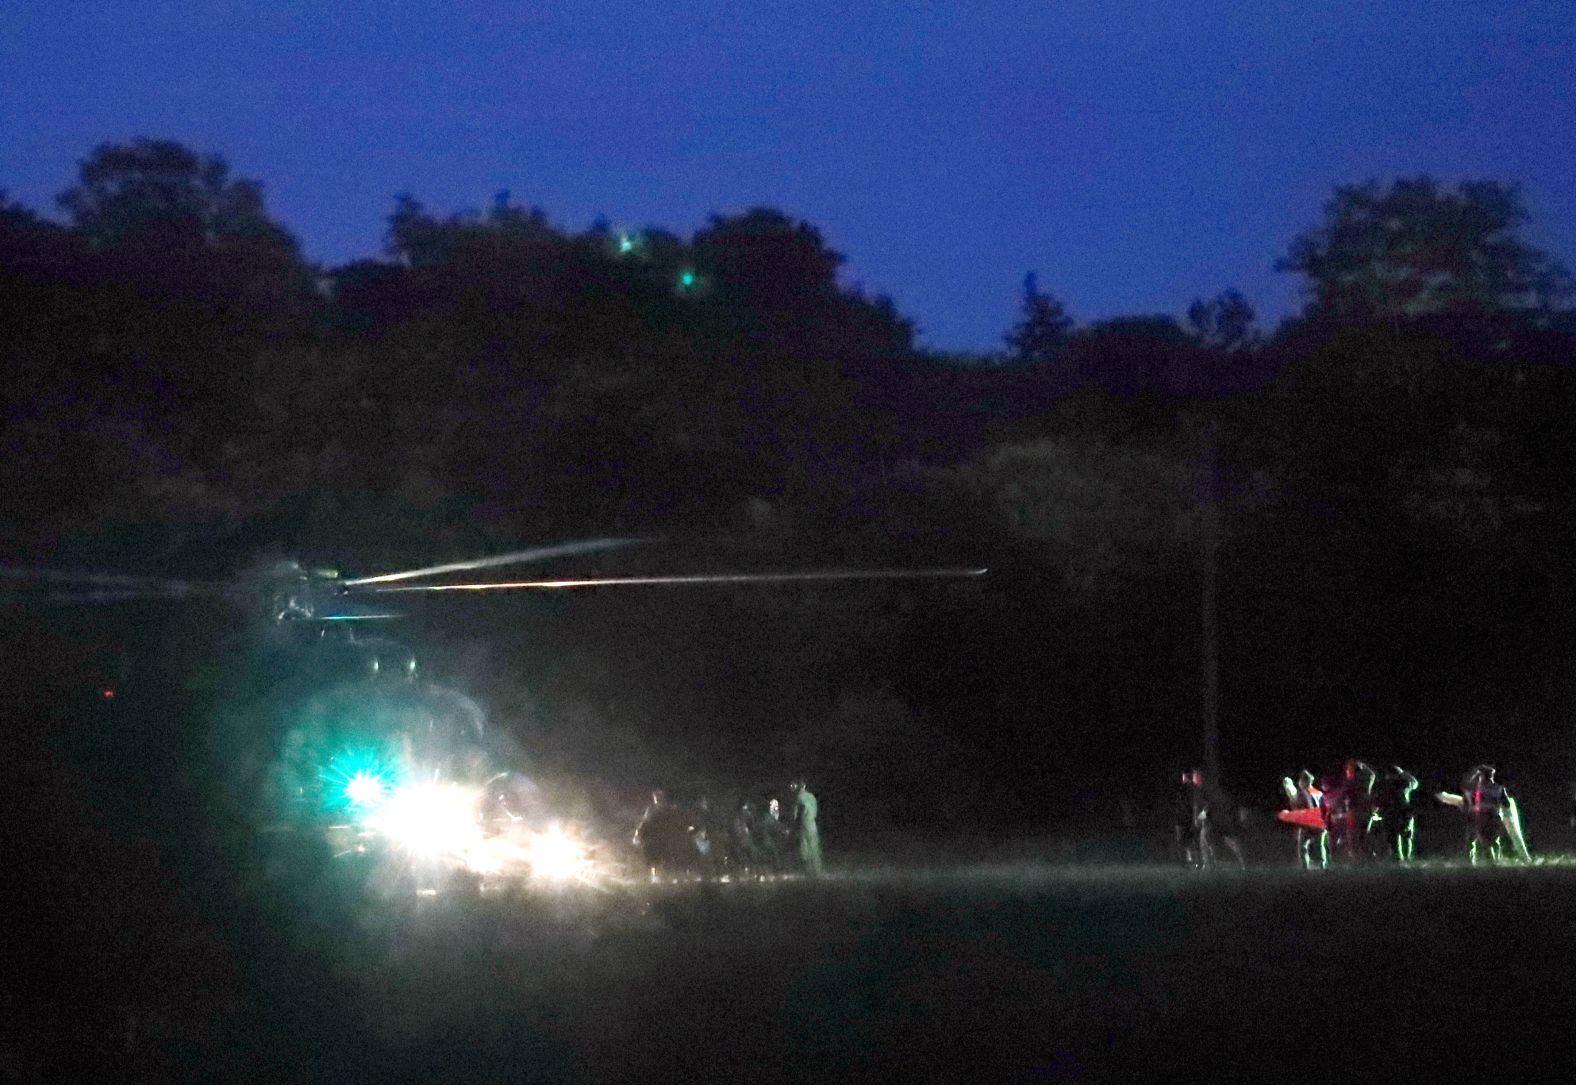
[1198,424,1221,788]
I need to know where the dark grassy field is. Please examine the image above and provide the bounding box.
[6,664,1571,1082]
[10,822,1576,1083]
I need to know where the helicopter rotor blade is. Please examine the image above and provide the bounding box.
[341,538,655,588]
[315,612,404,621]
[0,566,223,599]
[0,589,170,606]
[360,567,988,593]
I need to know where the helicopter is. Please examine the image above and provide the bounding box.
[4,539,986,879]
[2,535,984,626]
[2,534,985,707]
[2,538,985,682]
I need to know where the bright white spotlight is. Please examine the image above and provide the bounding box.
[368,781,483,861]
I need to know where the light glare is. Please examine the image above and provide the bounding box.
[368,781,483,860]
[528,822,592,882]
[345,771,387,809]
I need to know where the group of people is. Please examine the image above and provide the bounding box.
[1176,761,1536,868]
[1277,760,1532,867]
[632,779,823,879]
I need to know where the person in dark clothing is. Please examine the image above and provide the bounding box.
[1320,759,1376,864]
[691,795,724,874]
[1459,765,1531,864]
[760,797,793,873]
[1174,769,1211,868]
[1174,769,1247,868]
[1371,765,1419,863]
[633,789,691,878]
[730,801,764,873]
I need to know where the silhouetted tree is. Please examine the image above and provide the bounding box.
[1278,177,1572,323]
[1004,272,1072,364]
[1061,315,1201,399]
[15,141,1576,817]
[59,139,310,312]
[693,208,842,309]
[689,207,915,368]
[47,141,316,463]
[385,192,556,270]
[1186,290,1255,351]
[964,437,1197,592]
[61,140,296,253]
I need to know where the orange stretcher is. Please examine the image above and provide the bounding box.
[1277,807,1326,830]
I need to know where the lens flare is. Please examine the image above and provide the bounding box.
[320,749,403,816]
[318,750,620,890]
[527,822,593,882]
[367,780,483,861]
[344,771,388,809]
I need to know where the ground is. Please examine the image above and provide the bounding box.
[6,674,1570,1081]
[9,836,1576,1082]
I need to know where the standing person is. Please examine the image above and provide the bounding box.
[1459,765,1532,864]
[791,779,824,877]
[1461,765,1505,864]
[761,797,790,873]
[731,801,763,874]
[1372,765,1419,863]
[632,788,683,879]
[690,795,723,874]
[1320,759,1376,864]
[1174,769,1212,868]
[1281,769,1327,869]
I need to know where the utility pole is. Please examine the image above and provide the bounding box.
[1197,423,1221,788]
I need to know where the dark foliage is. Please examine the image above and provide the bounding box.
[4,145,1576,831]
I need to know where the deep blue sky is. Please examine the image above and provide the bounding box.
[2,2,1572,351]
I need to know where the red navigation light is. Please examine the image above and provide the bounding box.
[101,687,115,700]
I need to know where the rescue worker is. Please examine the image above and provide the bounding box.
[1460,765,1532,864]
[1371,765,1419,863]
[691,795,723,874]
[1174,769,1212,868]
[761,796,792,873]
[731,800,764,873]
[790,779,824,877]
[633,788,687,879]
[1320,759,1376,864]
[1280,769,1327,869]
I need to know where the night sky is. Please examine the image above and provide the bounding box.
[2,1,1571,350]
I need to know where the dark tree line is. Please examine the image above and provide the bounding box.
[4,139,1576,833]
